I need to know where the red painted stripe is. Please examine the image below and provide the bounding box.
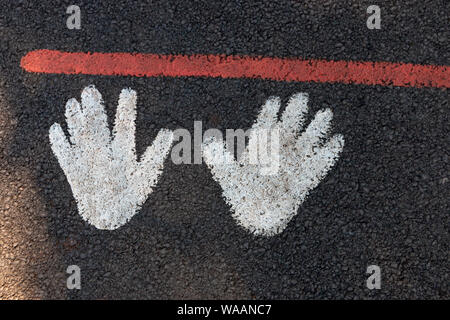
[21,49,449,88]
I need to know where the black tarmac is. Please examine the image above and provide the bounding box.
[0,0,448,299]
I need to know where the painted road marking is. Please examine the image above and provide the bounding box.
[21,49,449,88]
[49,85,174,230]
[31,48,447,234]
[203,93,344,236]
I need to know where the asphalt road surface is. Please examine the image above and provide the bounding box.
[0,0,448,299]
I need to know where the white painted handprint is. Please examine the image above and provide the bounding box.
[49,85,174,230]
[203,93,344,236]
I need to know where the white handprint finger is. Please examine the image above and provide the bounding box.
[141,128,174,167]
[80,85,110,146]
[252,96,281,130]
[135,129,174,194]
[280,93,309,136]
[49,123,73,174]
[248,96,281,152]
[112,88,137,159]
[297,134,344,192]
[202,137,241,187]
[296,108,333,150]
[64,98,84,145]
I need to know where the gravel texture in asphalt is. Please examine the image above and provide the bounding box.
[0,0,448,299]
